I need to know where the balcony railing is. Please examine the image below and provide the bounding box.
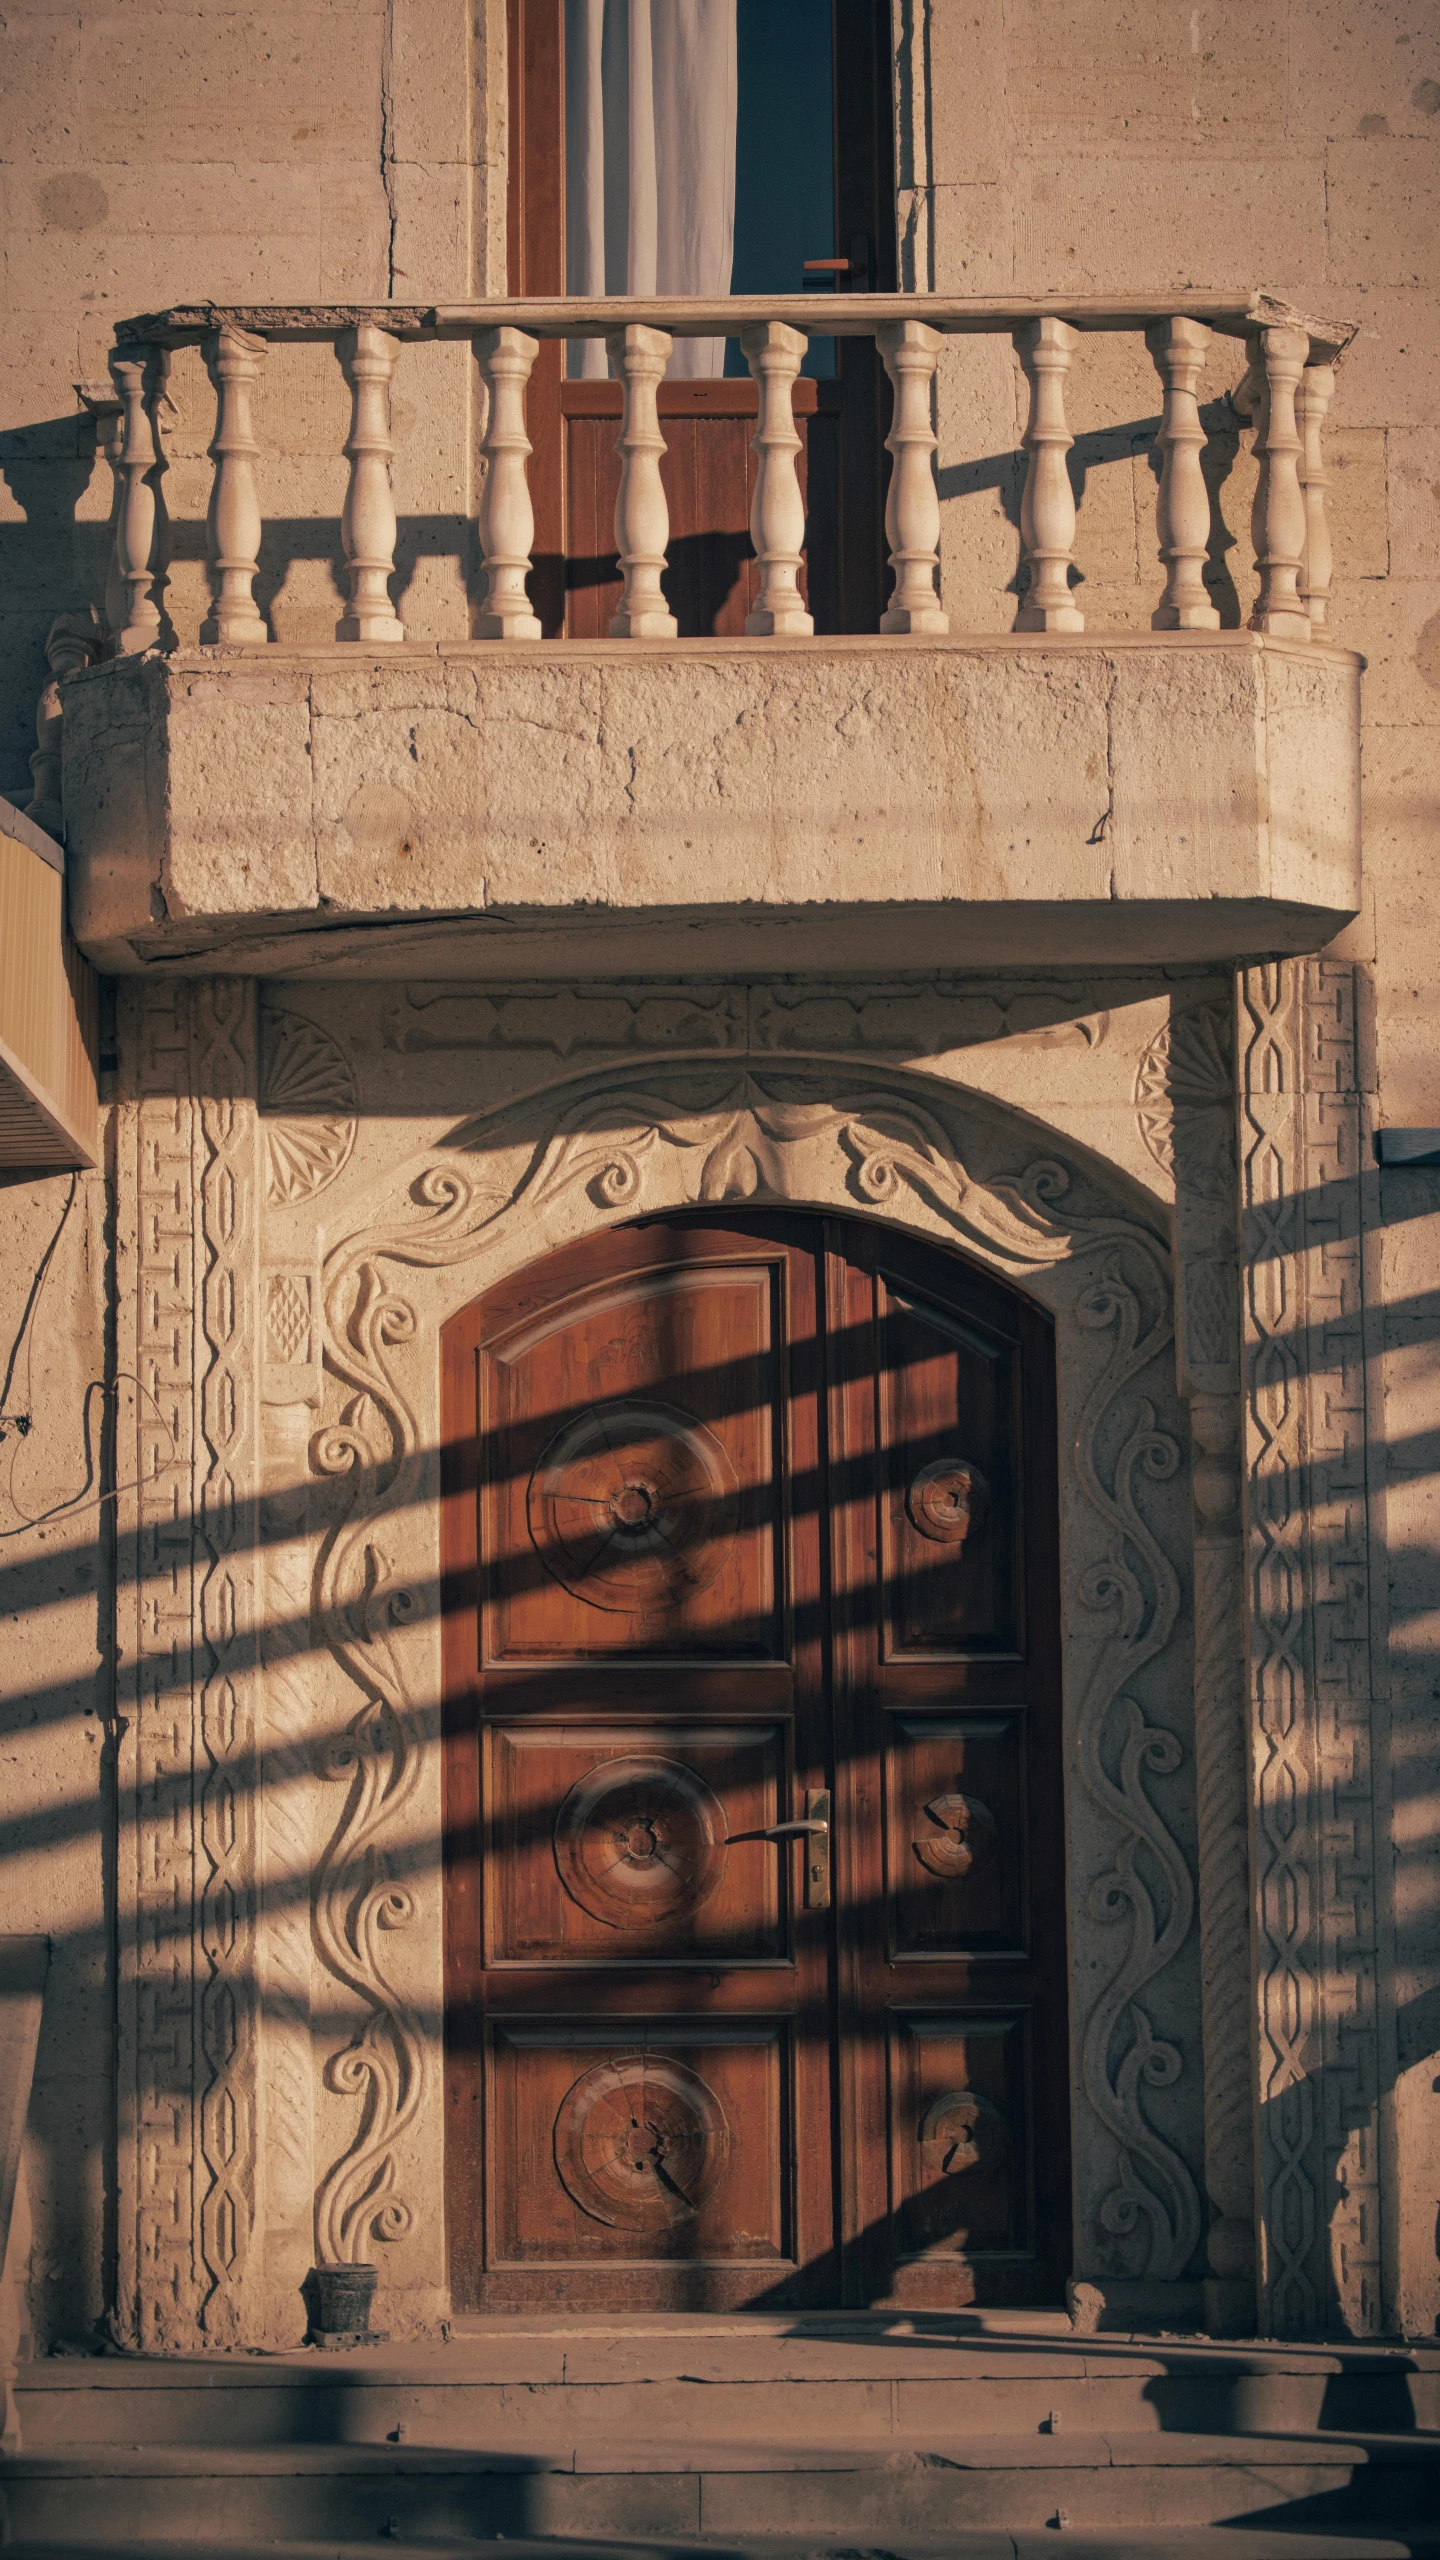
[100,291,1353,656]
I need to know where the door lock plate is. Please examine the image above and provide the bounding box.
[805,1789,831,1910]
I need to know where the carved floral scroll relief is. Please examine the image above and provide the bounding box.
[301,1064,1203,2302]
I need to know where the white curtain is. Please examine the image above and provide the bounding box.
[565,0,738,381]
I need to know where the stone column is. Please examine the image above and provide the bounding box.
[1237,959,1388,2337]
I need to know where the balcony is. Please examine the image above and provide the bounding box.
[54,291,1360,979]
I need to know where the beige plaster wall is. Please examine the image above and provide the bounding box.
[904,0,1440,2341]
[0,1170,110,2351]
[0,0,507,792]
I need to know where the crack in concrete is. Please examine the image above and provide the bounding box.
[1089,653,1119,869]
[380,0,399,298]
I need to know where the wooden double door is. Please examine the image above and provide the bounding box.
[442,1214,1070,2309]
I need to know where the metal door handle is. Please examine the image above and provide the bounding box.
[758,1792,831,1911]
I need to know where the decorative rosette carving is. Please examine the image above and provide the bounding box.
[554,1754,728,1930]
[527,1398,739,1612]
[906,1456,990,1545]
[554,2054,730,2229]
[912,1790,998,1880]
[918,2089,1006,2177]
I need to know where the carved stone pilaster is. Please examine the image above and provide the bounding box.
[1239,960,1385,2337]
[258,1254,323,2337]
[1153,997,1257,2332]
[115,981,263,2349]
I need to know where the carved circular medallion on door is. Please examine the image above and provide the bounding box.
[906,1457,991,1545]
[919,2088,1006,2178]
[527,1399,740,1611]
[912,1790,999,1880]
[554,1753,729,1929]
[554,2054,731,2229]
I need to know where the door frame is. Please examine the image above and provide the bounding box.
[439,1206,1072,2310]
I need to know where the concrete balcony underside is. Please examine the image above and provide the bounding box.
[62,631,1362,979]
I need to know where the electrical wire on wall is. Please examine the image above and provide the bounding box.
[0,1172,175,1537]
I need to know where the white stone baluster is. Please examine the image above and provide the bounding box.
[75,389,129,649]
[1015,317,1083,632]
[1147,316,1220,630]
[877,318,948,635]
[475,325,542,639]
[338,321,405,642]
[26,610,103,840]
[108,343,171,654]
[606,324,677,639]
[740,320,814,637]
[1298,361,1336,633]
[1249,323,1311,639]
[204,323,268,645]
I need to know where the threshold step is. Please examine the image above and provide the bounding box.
[4,2429,1438,2540]
[4,2531,1440,2560]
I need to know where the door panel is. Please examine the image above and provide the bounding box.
[884,1712,1029,1959]
[889,2012,1033,2261]
[481,1264,782,1660]
[878,1284,1022,1660]
[443,1212,1069,2311]
[487,1723,787,1964]
[562,379,833,638]
[489,2022,790,2268]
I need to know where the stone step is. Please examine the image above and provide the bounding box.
[16,2327,1440,2449]
[3,2430,1439,2543]
[4,2536,1440,2560]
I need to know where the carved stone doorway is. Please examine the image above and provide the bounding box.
[441,1209,1070,2311]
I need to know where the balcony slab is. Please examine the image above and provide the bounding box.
[61,632,1361,978]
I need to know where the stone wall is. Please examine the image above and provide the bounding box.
[0,1166,111,2353]
[0,0,506,793]
[904,0,1440,2347]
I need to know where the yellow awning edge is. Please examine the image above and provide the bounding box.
[0,797,99,1170]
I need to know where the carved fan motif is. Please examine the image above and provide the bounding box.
[906,1457,991,1545]
[554,1754,728,1929]
[527,1399,740,1611]
[1133,1004,1233,1182]
[260,1009,359,1205]
[912,1790,999,1880]
[554,2054,730,2229]
[918,2088,1006,2178]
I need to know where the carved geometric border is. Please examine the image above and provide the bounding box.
[115,980,263,2349]
[1239,960,1384,2337]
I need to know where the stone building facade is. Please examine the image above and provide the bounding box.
[0,0,1437,2373]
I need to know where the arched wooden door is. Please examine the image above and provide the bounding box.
[442,1212,1070,2309]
